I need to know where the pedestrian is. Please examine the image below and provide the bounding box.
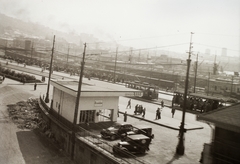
[34,83,37,90]
[3,75,5,81]
[142,107,146,118]
[161,100,164,108]
[171,108,175,118]
[126,99,131,109]
[134,104,138,115]
[117,106,119,117]
[124,111,127,122]
[158,107,161,119]
[155,108,160,120]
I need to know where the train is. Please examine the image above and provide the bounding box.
[3,49,239,101]
[172,91,224,113]
[125,81,159,100]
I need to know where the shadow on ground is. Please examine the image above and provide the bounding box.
[16,129,74,164]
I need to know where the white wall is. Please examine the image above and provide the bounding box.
[52,87,119,123]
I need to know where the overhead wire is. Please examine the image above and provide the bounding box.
[86,33,189,45]
[194,43,239,52]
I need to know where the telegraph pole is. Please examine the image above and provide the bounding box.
[193,53,198,93]
[45,35,55,103]
[207,72,210,96]
[66,45,70,69]
[176,32,194,155]
[71,43,87,160]
[113,47,118,83]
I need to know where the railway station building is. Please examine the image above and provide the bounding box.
[49,79,142,128]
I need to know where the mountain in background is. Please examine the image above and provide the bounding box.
[0,13,97,45]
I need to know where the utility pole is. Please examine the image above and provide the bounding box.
[207,72,210,96]
[45,35,55,103]
[66,45,70,69]
[113,47,118,83]
[129,47,132,63]
[231,76,234,97]
[71,43,87,160]
[193,53,198,93]
[176,32,194,155]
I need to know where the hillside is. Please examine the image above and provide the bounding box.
[0,13,89,44]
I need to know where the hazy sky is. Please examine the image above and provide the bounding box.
[0,0,240,57]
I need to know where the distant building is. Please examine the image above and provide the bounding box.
[25,40,32,50]
[197,103,240,164]
[221,48,227,57]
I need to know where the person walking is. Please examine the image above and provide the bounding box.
[124,111,127,122]
[34,83,37,90]
[161,100,164,108]
[126,99,131,109]
[158,107,162,119]
[155,108,160,120]
[171,108,175,118]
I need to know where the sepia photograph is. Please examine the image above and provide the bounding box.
[0,0,239,164]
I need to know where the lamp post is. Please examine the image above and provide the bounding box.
[176,32,194,155]
[45,35,55,103]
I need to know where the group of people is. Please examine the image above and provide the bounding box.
[123,99,177,121]
[134,104,146,118]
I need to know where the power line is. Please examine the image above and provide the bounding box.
[195,43,239,52]
[87,33,189,45]
[195,32,238,38]
[55,43,188,56]
[98,43,189,55]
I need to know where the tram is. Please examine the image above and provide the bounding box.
[172,91,224,113]
[125,81,159,100]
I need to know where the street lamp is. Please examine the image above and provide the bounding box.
[45,35,55,103]
[176,32,194,155]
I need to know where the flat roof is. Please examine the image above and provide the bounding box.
[197,103,240,133]
[50,79,143,97]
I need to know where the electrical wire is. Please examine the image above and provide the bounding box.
[195,43,240,52]
[86,33,189,45]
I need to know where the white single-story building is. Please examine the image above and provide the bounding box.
[50,79,142,126]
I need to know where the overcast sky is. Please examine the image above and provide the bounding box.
[0,0,239,57]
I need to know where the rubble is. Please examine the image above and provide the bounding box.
[7,98,42,130]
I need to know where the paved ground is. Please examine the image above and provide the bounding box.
[0,60,211,164]
[0,78,73,164]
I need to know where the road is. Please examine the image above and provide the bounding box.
[0,77,74,164]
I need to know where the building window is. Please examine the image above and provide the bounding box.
[97,109,112,122]
[79,110,95,123]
